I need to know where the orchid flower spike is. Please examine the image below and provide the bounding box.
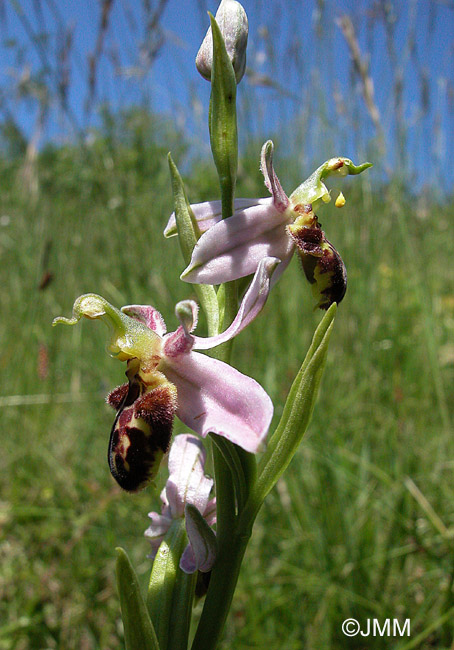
[170,141,371,310]
[52,257,279,492]
[145,434,217,574]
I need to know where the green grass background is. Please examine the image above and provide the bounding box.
[1,110,453,649]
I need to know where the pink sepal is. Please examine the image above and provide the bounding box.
[181,200,293,285]
[144,511,173,557]
[164,198,270,238]
[203,497,217,527]
[165,434,214,518]
[179,544,198,574]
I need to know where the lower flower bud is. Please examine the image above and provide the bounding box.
[107,368,177,492]
[288,206,347,310]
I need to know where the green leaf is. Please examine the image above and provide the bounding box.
[115,547,160,650]
[168,154,219,336]
[209,12,238,219]
[167,154,201,266]
[248,304,337,510]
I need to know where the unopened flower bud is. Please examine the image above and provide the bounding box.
[196,0,248,83]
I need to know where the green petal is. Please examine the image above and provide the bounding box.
[289,158,372,208]
[53,293,160,362]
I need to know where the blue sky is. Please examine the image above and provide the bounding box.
[1,1,453,191]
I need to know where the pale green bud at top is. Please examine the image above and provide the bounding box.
[196,0,248,84]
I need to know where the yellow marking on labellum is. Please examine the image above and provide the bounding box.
[120,435,131,455]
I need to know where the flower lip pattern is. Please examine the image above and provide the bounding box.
[106,359,177,492]
[53,256,279,463]
[144,433,217,574]
[174,140,371,308]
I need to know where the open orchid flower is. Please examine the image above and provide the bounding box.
[171,141,371,309]
[145,434,217,574]
[52,257,278,491]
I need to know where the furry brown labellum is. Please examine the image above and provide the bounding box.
[106,364,177,492]
[288,205,347,310]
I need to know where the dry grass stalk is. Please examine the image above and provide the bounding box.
[336,14,384,140]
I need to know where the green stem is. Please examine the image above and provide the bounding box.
[210,432,236,541]
[215,280,237,360]
[197,278,258,646]
[191,528,251,650]
[220,176,234,222]
[193,12,258,649]
[207,283,238,584]
[201,308,337,650]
